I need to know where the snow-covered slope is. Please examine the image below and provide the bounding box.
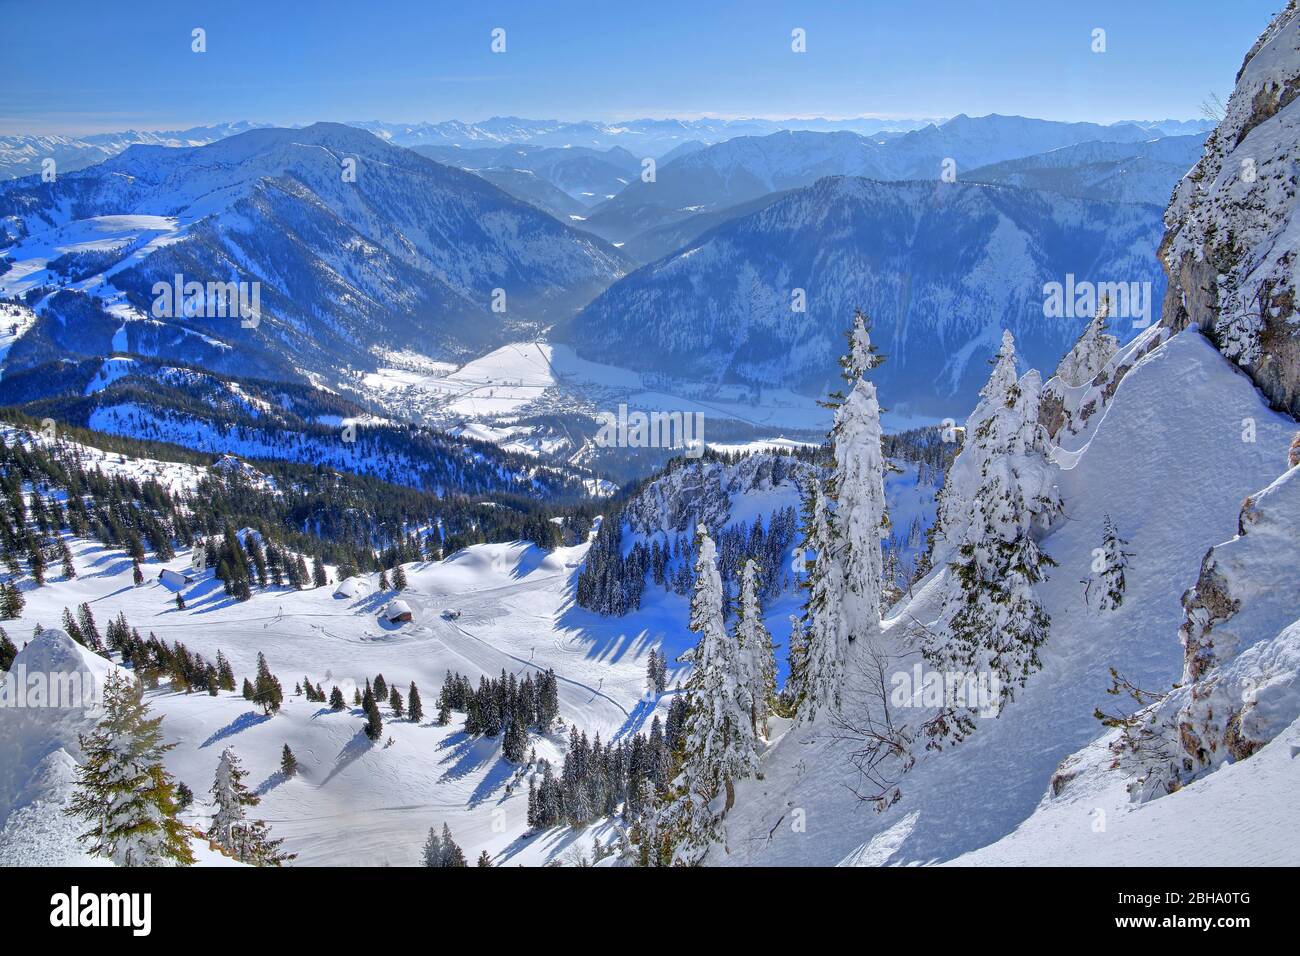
[0,629,121,824]
[0,534,690,865]
[718,328,1297,866]
[951,714,1300,866]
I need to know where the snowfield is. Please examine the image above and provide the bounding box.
[0,530,784,865]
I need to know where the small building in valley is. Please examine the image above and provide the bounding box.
[384,599,414,623]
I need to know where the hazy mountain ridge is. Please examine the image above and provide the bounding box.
[561,175,1167,418]
[579,115,1201,245]
[0,123,628,392]
[965,134,1206,204]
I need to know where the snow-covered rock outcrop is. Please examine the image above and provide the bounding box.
[0,629,121,831]
[1161,1,1300,416]
[1109,462,1300,800]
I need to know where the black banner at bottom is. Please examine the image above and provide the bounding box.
[6,865,1284,942]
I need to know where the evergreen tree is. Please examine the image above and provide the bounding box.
[923,332,1061,748]
[476,850,492,867]
[280,744,298,779]
[252,652,283,715]
[0,627,16,670]
[207,749,254,849]
[0,582,24,621]
[215,652,236,692]
[373,673,388,700]
[797,314,888,723]
[242,677,255,701]
[389,685,404,718]
[1095,515,1134,611]
[503,709,529,763]
[77,603,104,653]
[362,687,383,742]
[66,671,195,866]
[735,559,776,737]
[422,826,442,866]
[423,823,467,867]
[392,564,407,590]
[536,668,559,731]
[796,478,845,719]
[645,648,658,695]
[1054,300,1119,388]
[407,681,423,722]
[207,749,293,866]
[329,685,346,711]
[658,526,757,864]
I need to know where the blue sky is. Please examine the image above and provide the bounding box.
[0,0,1283,134]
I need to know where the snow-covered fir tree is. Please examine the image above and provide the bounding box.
[781,613,809,715]
[207,748,293,866]
[795,312,888,722]
[923,331,1062,747]
[66,670,195,866]
[796,478,846,719]
[735,559,776,738]
[207,748,255,850]
[1054,298,1119,388]
[830,342,888,641]
[1094,514,1134,611]
[657,525,757,864]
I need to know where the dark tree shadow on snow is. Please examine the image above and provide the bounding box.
[319,727,375,788]
[200,710,271,749]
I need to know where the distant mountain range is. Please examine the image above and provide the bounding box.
[0,113,1209,472]
[0,123,626,387]
[408,143,641,208]
[577,115,1207,249]
[348,116,944,156]
[2,115,1213,182]
[558,175,1168,418]
[0,122,272,180]
[965,133,1206,204]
